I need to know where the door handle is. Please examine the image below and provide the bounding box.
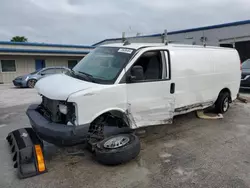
[170,83,175,94]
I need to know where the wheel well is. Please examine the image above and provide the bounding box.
[27,78,37,83]
[90,110,130,128]
[219,88,232,102]
[88,111,131,142]
[26,79,37,87]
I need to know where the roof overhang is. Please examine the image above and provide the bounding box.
[0,48,91,56]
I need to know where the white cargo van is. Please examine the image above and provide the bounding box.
[27,43,241,165]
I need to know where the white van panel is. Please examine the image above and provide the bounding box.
[170,49,215,110]
[169,47,240,111]
[211,49,241,100]
[68,84,128,126]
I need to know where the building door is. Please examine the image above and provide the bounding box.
[220,41,250,62]
[235,41,250,62]
[35,60,45,70]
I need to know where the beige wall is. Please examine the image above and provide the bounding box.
[0,55,83,83]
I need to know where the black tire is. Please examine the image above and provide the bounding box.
[95,134,140,165]
[215,92,230,113]
[27,79,37,88]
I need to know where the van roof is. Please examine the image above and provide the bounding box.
[102,43,235,50]
[102,43,164,49]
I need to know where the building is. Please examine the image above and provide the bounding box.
[93,19,250,62]
[0,41,95,84]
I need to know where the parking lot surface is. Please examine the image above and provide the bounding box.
[1,85,250,188]
[0,84,41,108]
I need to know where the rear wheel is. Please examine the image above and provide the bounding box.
[27,79,37,88]
[215,92,230,113]
[95,134,140,165]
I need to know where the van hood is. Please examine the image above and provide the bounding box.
[35,74,98,100]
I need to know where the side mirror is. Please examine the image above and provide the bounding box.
[127,65,144,82]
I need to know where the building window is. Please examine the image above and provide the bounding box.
[68,60,78,69]
[1,60,16,72]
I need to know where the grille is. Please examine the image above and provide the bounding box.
[40,97,75,124]
[42,97,57,112]
[41,97,61,122]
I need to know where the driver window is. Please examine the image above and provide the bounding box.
[131,51,163,81]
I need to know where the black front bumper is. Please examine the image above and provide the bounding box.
[13,80,24,87]
[26,104,90,146]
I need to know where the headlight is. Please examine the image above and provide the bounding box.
[59,104,68,115]
[25,76,29,81]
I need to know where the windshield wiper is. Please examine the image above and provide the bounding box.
[77,71,96,83]
[70,69,76,75]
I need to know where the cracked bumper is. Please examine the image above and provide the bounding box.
[26,104,90,146]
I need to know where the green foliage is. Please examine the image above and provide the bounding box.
[10,36,28,42]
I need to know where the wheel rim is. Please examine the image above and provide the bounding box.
[223,97,229,112]
[28,80,36,88]
[104,136,130,149]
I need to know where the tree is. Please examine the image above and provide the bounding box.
[10,36,28,42]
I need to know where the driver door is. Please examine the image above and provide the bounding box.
[125,50,175,128]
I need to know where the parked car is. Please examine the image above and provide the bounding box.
[13,67,71,88]
[240,59,250,89]
[26,43,241,165]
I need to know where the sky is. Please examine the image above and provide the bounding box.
[0,0,249,45]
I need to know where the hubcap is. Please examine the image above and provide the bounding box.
[104,136,130,149]
[223,97,229,112]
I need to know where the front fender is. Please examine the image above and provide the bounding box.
[68,84,128,127]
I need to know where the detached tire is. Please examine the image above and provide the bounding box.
[95,134,140,165]
[215,92,230,113]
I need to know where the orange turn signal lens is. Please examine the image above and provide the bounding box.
[34,145,46,172]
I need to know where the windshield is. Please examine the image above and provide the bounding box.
[72,47,135,84]
[242,59,250,69]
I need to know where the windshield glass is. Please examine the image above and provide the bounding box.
[72,47,135,84]
[242,59,250,69]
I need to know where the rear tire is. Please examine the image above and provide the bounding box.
[215,92,230,113]
[27,79,37,88]
[95,134,140,165]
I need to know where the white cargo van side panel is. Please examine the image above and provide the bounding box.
[170,49,216,111]
[211,49,241,100]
